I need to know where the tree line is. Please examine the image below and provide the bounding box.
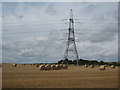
[58,59,120,66]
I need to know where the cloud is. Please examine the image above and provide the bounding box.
[88,26,118,43]
[2,2,118,63]
[45,3,57,15]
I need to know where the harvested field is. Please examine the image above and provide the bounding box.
[2,64,118,88]
[0,68,2,89]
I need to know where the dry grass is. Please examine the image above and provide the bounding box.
[2,64,118,88]
[0,68,2,89]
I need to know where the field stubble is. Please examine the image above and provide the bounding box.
[2,64,118,88]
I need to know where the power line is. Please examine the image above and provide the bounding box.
[3,18,117,25]
[3,22,66,26]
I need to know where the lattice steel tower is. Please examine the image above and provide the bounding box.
[64,9,79,66]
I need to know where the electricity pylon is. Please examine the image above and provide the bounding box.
[64,9,79,66]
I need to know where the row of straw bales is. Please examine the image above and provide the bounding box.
[38,64,68,70]
[99,65,115,70]
[11,63,115,71]
[84,64,116,70]
[40,64,68,70]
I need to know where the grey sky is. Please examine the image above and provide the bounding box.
[2,2,118,63]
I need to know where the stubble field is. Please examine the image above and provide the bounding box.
[2,64,118,88]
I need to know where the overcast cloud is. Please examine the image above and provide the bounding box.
[2,2,118,63]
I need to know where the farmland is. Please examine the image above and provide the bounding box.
[0,67,2,89]
[2,64,118,88]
